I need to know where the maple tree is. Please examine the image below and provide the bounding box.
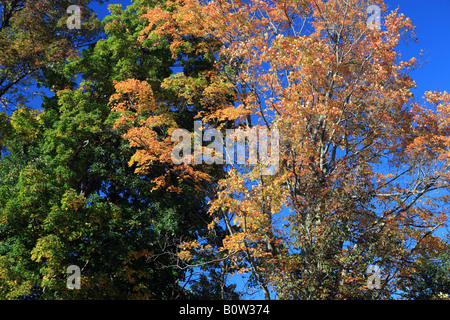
[134,0,450,299]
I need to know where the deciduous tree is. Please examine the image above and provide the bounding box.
[0,0,103,111]
[138,0,450,299]
[0,0,238,299]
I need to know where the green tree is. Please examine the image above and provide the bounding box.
[403,248,450,300]
[0,0,238,299]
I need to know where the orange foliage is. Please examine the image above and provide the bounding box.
[115,0,450,299]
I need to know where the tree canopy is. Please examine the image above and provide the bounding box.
[0,0,449,300]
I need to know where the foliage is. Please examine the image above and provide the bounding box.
[136,0,450,299]
[0,0,236,299]
[0,0,449,300]
[402,245,450,300]
[0,0,104,111]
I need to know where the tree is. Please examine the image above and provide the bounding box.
[106,0,240,299]
[138,0,450,299]
[2,0,449,300]
[402,242,450,300]
[0,0,103,111]
[0,0,238,299]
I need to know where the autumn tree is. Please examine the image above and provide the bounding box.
[0,0,104,111]
[136,0,450,299]
[107,0,241,298]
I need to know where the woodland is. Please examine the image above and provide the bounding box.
[0,0,449,300]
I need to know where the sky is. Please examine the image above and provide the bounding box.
[386,0,450,99]
[79,0,450,300]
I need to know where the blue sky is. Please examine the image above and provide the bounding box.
[386,0,450,99]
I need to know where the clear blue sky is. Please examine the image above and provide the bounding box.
[386,0,450,99]
[84,0,450,299]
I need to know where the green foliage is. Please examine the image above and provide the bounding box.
[404,250,450,300]
[0,0,236,300]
